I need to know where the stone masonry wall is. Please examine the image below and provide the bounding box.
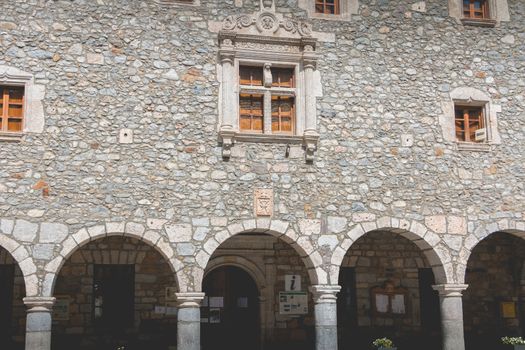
[0,247,26,349]
[209,234,314,347]
[463,232,525,336]
[342,230,431,331]
[52,237,177,349]
[0,0,523,307]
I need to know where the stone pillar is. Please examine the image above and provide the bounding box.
[432,284,468,350]
[219,41,236,131]
[302,44,319,162]
[303,60,317,134]
[310,285,341,350]
[23,296,55,350]
[176,292,205,350]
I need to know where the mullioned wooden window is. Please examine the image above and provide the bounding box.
[0,86,24,133]
[315,0,340,14]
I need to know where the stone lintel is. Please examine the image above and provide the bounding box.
[23,297,56,312]
[175,292,206,308]
[432,284,468,297]
[309,285,341,303]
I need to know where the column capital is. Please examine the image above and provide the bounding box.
[432,284,468,297]
[23,297,56,312]
[309,285,341,304]
[175,292,205,308]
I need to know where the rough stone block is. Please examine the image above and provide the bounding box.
[13,220,38,242]
[166,224,192,242]
[326,216,347,234]
[298,219,321,236]
[40,222,68,243]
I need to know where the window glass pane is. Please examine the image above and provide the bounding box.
[271,96,294,133]
[8,87,24,103]
[8,119,22,132]
[239,94,263,132]
[239,66,263,86]
[271,68,294,88]
[8,105,23,118]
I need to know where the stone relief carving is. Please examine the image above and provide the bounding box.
[254,189,274,217]
[221,0,312,38]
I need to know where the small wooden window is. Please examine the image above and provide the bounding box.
[239,67,263,87]
[240,94,264,133]
[271,68,295,88]
[271,96,294,134]
[463,0,489,19]
[315,0,340,15]
[0,86,24,132]
[455,106,484,142]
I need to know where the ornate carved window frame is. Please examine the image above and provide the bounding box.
[298,0,359,21]
[440,87,501,152]
[218,0,320,162]
[0,66,45,142]
[448,0,510,27]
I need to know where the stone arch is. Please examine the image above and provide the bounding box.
[0,233,38,296]
[458,219,525,283]
[193,218,324,291]
[330,217,453,285]
[204,255,267,292]
[43,221,183,297]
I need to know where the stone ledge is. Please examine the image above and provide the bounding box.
[456,142,491,152]
[0,132,23,142]
[460,18,497,28]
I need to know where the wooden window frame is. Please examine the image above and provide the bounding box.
[462,0,490,19]
[0,85,25,133]
[238,63,297,136]
[454,104,486,143]
[315,0,340,15]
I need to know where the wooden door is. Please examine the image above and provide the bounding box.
[93,265,135,333]
[0,265,15,344]
[202,266,260,350]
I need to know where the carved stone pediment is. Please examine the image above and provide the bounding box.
[220,0,313,41]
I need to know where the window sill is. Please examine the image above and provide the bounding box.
[460,18,497,27]
[234,133,304,144]
[0,132,23,143]
[456,142,491,152]
[308,13,351,21]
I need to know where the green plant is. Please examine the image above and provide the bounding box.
[502,337,525,345]
[373,337,395,348]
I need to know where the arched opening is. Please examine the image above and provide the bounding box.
[202,231,315,350]
[337,230,441,350]
[202,266,260,350]
[464,231,525,350]
[0,246,26,350]
[52,236,179,350]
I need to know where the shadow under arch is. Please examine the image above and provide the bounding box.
[195,227,323,290]
[204,255,267,292]
[459,228,525,283]
[330,224,452,285]
[43,223,182,297]
[0,234,36,296]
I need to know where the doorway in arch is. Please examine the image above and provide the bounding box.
[202,265,260,350]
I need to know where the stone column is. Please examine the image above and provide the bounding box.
[219,38,236,131]
[302,44,319,162]
[23,296,55,350]
[432,284,468,350]
[218,39,236,158]
[310,285,341,350]
[303,59,317,134]
[176,292,205,350]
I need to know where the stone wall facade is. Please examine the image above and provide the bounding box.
[0,0,524,349]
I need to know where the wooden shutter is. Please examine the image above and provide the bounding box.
[271,96,294,134]
[0,86,24,132]
[239,94,264,133]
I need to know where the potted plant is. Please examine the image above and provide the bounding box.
[502,337,525,350]
[372,337,397,350]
